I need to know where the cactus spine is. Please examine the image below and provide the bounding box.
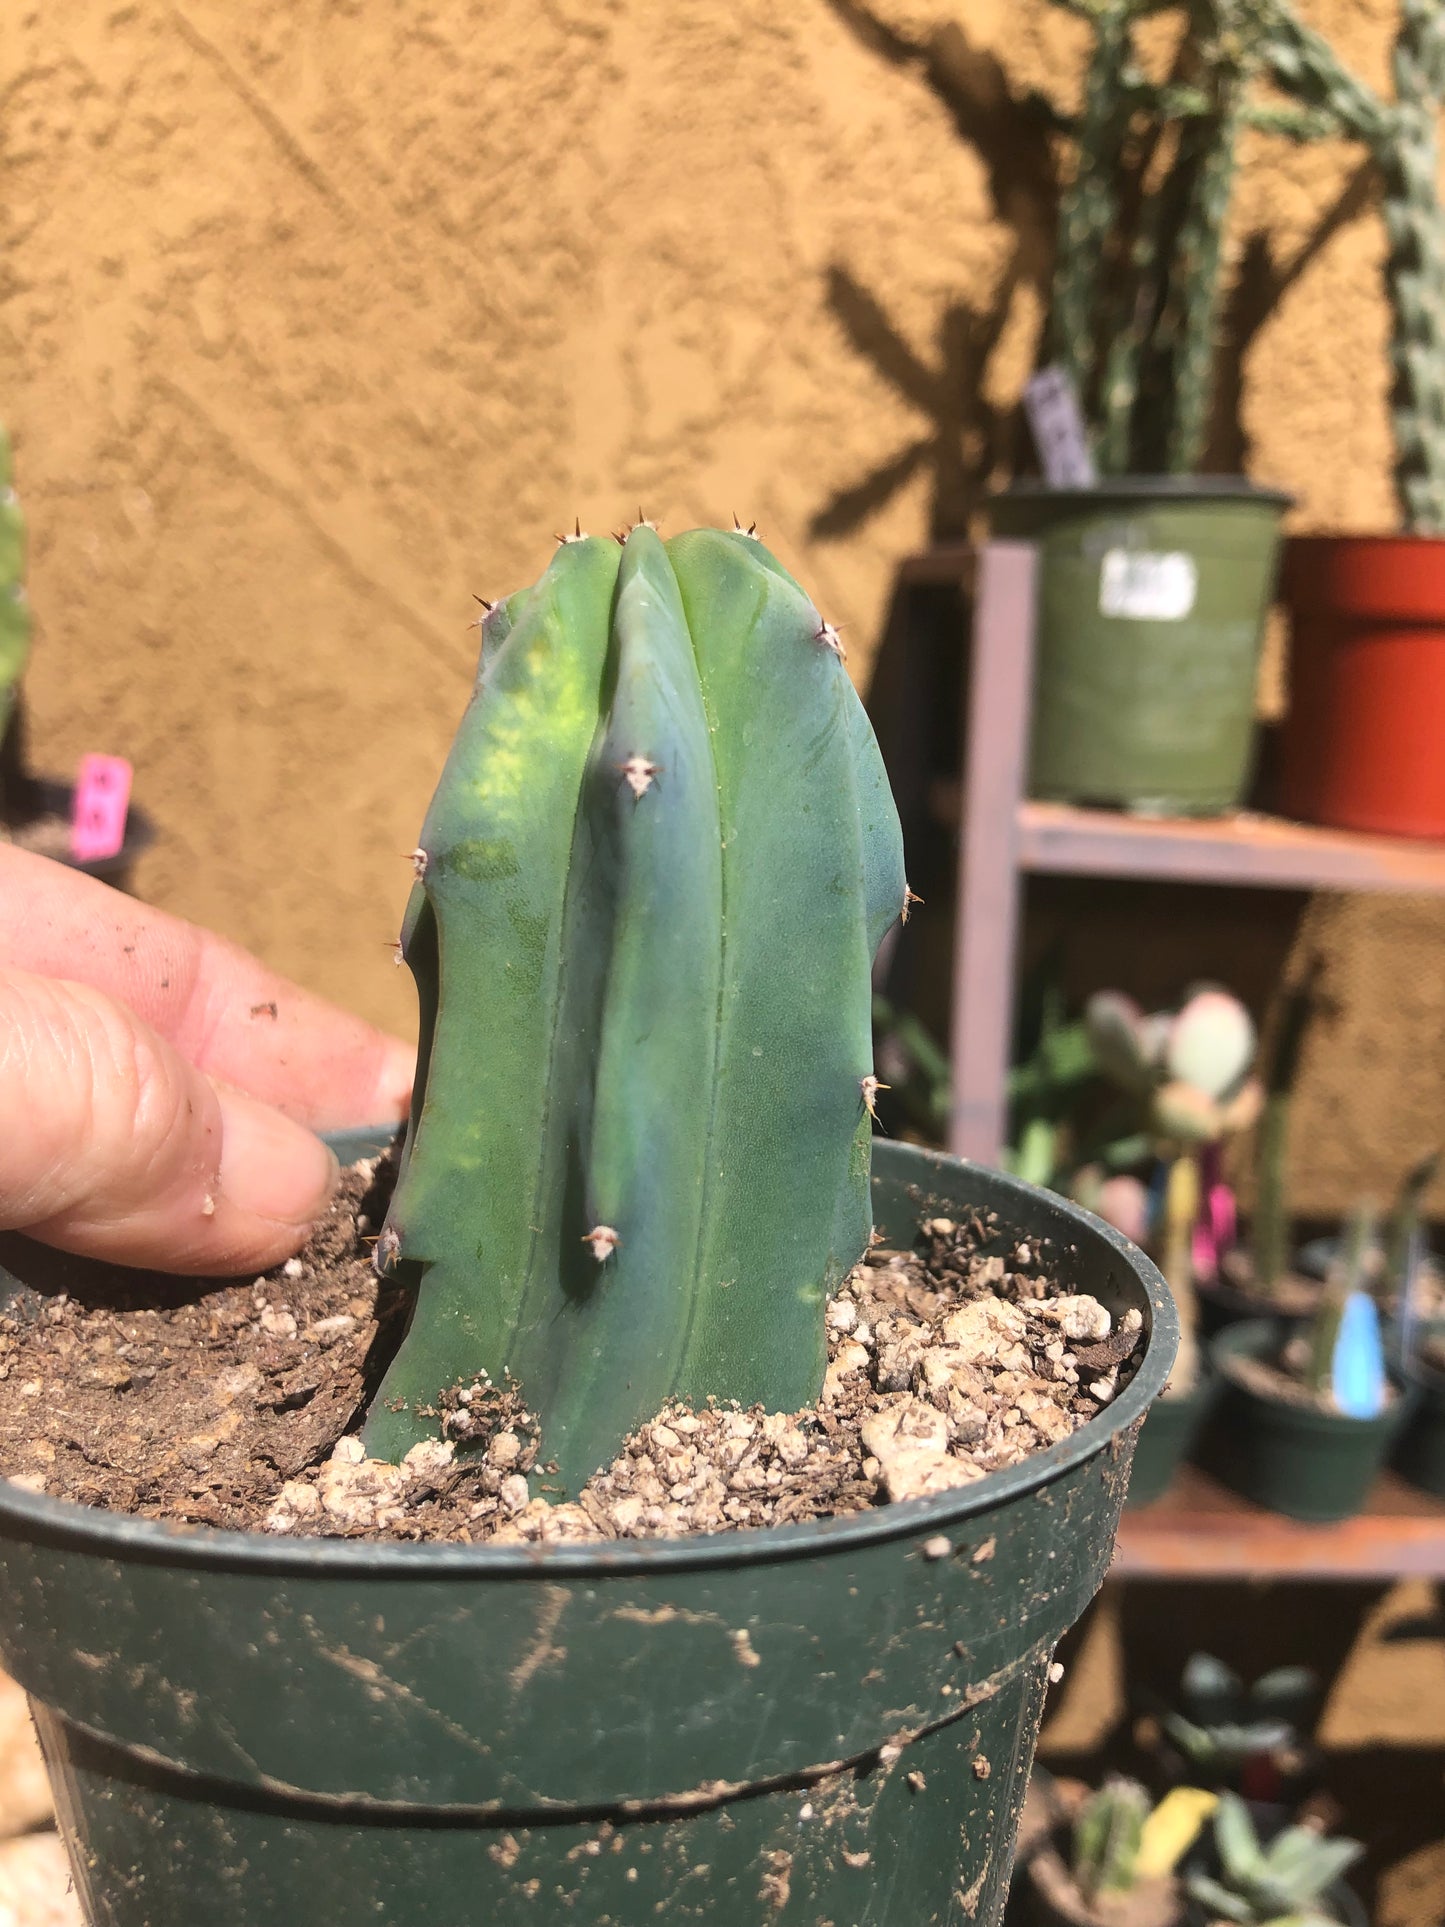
[0,428,31,810]
[365,526,906,1492]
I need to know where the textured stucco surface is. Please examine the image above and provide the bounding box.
[2,0,1442,1210]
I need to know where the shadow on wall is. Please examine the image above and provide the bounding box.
[816,0,1382,540]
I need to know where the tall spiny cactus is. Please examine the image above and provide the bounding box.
[1047,0,1403,477]
[364,524,907,1493]
[0,428,31,812]
[1264,2,1445,530]
[1383,0,1445,532]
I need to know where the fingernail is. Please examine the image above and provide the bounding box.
[216,1088,340,1228]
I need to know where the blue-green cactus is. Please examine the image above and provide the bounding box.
[364,523,907,1492]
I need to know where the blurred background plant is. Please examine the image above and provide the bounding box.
[0,427,31,830]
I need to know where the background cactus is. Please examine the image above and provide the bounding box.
[1043,0,1398,477]
[942,0,1423,489]
[1072,1776,1151,1903]
[1069,1777,1213,1902]
[1250,966,1319,1298]
[1381,0,1445,532]
[0,428,31,822]
[1262,2,1445,529]
[364,525,906,1493]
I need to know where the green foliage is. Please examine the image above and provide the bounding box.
[1185,1793,1361,1925]
[1161,1652,1318,1784]
[0,428,31,758]
[1072,1777,1150,1902]
[364,526,906,1493]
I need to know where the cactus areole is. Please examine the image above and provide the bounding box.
[364,525,906,1493]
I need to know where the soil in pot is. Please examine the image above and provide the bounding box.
[0,1149,1148,1544]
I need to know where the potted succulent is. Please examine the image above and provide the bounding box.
[0,424,152,885]
[1138,1653,1320,1808]
[1076,986,1261,1503]
[1277,2,1445,837]
[0,524,1176,1926]
[1209,1206,1414,1521]
[1183,1793,1365,1927]
[1019,1775,1216,1927]
[989,1,1344,815]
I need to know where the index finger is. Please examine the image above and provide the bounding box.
[0,847,414,1131]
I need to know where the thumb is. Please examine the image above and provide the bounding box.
[0,969,340,1275]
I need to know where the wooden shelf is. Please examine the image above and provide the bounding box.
[1113,1467,1445,1580]
[1017,801,1445,895]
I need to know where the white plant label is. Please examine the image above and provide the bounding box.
[1098,549,1198,621]
[1023,366,1097,488]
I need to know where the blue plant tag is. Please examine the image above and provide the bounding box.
[1333,1291,1387,1418]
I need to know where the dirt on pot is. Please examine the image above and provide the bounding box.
[0,1152,1143,1544]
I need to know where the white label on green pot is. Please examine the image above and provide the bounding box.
[1098,549,1197,620]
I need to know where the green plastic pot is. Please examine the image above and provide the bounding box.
[990,479,1290,816]
[0,1141,1174,1927]
[1125,1360,1222,1508]
[1206,1321,1416,1524]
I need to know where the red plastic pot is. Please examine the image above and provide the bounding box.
[1282,533,1445,838]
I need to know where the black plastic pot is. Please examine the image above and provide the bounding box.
[1195,1271,1318,1340]
[8,775,155,891]
[1207,1321,1415,1523]
[0,1141,1174,1927]
[1125,1360,1222,1508]
[1394,1345,1445,1498]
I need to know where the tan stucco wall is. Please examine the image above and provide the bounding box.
[3,0,1440,1211]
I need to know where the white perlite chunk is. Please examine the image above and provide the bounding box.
[860,1398,984,1503]
[265,1435,457,1534]
[1035,1295,1111,1343]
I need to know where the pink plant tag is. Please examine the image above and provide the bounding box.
[70,754,132,864]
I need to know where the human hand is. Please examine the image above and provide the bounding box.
[0,847,413,1275]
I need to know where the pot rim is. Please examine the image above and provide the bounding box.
[993,476,1294,509]
[0,1142,1176,1577]
[1210,1317,1411,1432]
